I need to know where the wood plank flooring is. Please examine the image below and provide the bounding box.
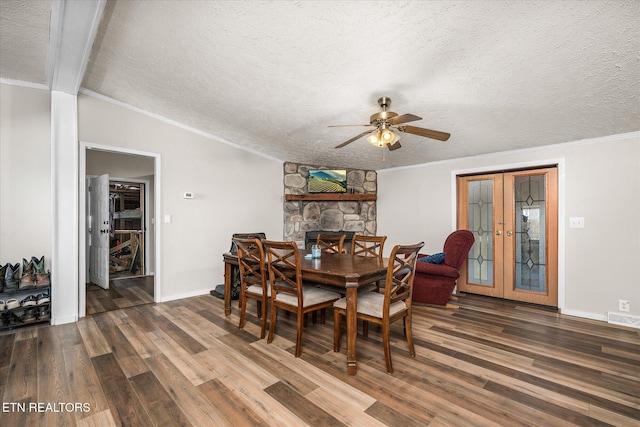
[86,276,154,315]
[1,293,638,426]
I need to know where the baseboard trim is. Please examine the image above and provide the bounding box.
[560,309,607,322]
[51,314,78,325]
[159,289,212,303]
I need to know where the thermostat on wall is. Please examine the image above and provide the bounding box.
[183,192,194,199]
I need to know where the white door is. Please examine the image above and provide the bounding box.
[89,174,110,289]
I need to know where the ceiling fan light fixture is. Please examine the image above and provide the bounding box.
[332,96,450,150]
[381,128,395,143]
[367,130,383,147]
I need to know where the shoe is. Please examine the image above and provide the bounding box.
[6,298,20,310]
[32,256,51,288]
[0,300,5,311]
[36,292,50,305]
[4,263,20,291]
[23,307,37,322]
[21,295,37,307]
[9,311,23,325]
[0,264,6,292]
[37,304,50,321]
[32,256,45,273]
[19,258,36,290]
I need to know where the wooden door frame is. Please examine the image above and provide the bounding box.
[450,158,566,311]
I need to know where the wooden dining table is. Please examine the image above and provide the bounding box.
[222,250,388,375]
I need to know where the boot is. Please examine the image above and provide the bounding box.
[32,256,50,288]
[0,263,6,292]
[19,258,36,290]
[4,263,20,291]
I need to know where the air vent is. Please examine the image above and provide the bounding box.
[607,312,640,329]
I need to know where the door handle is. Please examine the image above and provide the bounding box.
[496,230,502,236]
[506,230,513,237]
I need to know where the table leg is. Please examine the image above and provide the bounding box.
[224,261,232,316]
[346,286,358,375]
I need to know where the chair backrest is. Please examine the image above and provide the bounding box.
[233,237,267,293]
[351,234,386,259]
[263,240,303,303]
[229,232,267,253]
[316,233,346,254]
[383,242,425,314]
[443,230,475,270]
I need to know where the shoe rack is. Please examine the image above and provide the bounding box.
[0,272,51,330]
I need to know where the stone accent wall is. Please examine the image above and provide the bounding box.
[283,162,377,247]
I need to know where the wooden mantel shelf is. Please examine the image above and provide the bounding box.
[285,193,376,202]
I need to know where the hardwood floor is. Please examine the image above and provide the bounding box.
[1,293,638,426]
[86,276,154,315]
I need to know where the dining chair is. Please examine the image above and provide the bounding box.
[233,237,269,339]
[263,240,341,357]
[351,234,387,292]
[351,234,387,258]
[333,241,424,373]
[316,233,346,254]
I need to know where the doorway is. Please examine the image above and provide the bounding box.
[79,143,161,317]
[109,179,146,279]
[456,166,558,307]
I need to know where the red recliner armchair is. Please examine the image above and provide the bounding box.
[412,230,475,307]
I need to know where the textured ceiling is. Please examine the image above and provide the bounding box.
[2,1,639,170]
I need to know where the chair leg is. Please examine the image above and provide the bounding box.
[256,300,262,318]
[238,296,246,329]
[267,305,277,343]
[320,308,326,324]
[405,314,415,357]
[362,320,369,337]
[311,310,318,324]
[382,322,393,373]
[333,309,342,352]
[295,312,304,357]
[259,298,267,339]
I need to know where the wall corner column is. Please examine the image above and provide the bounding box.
[51,90,79,325]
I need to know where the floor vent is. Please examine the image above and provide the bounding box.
[607,312,640,329]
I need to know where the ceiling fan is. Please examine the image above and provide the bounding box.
[330,97,450,151]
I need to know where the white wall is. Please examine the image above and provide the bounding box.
[0,84,52,267]
[77,93,284,302]
[378,133,640,321]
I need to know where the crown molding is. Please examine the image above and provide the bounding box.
[0,78,49,91]
[378,131,640,173]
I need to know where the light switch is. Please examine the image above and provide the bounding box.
[569,217,584,228]
[164,214,172,224]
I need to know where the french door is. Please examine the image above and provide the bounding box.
[457,167,558,306]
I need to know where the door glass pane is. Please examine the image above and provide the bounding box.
[514,175,546,292]
[467,180,493,285]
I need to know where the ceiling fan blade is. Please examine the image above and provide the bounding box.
[398,125,450,141]
[334,129,377,148]
[387,113,422,126]
[387,140,402,151]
